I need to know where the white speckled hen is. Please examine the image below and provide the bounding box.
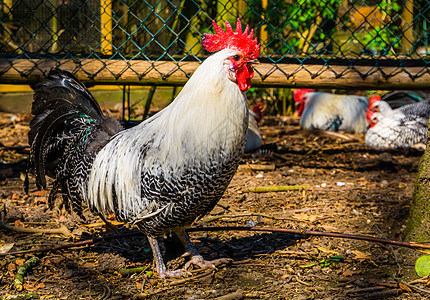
[28,19,259,278]
[365,100,430,149]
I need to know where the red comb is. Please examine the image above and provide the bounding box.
[202,19,259,59]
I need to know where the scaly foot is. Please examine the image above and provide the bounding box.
[184,255,232,270]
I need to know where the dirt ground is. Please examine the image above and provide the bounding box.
[0,107,429,299]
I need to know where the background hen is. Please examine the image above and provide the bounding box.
[365,99,430,149]
[294,90,370,133]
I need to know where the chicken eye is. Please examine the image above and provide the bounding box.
[233,55,240,61]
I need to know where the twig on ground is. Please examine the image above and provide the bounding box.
[211,289,244,300]
[141,269,215,296]
[408,276,430,285]
[168,268,214,286]
[396,278,430,296]
[237,164,275,173]
[294,275,310,286]
[202,212,296,223]
[0,223,72,237]
[362,289,400,298]
[186,226,430,251]
[345,286,386,294]
[4,226,430,257]
[0,232,142,256]
[1,203,72,237]
[120,265,150,277]
[2,292,40,300]
[83,220,125,228]
[242,185,310,193]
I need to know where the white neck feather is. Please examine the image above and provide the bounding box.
[85,49,249,216]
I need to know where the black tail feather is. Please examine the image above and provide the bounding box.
[28,68,122,216]
[31,105,81,189]
[29,68,105,190]
[32,69,103,118]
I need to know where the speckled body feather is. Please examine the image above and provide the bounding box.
[365,100,430,149]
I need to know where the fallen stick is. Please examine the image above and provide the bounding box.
[242,185,311,193]
[3,226,430,257]
[1,204,72,237]
[202,212,297,223]
[0,223,72,237]
[237,164,276,172]
[120,265,150,277]
[186,226,430,251]
[0,232,142,256]
[212,289,244,300]
[2,292,40,300]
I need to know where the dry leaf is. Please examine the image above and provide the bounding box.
[319,225,338,232]
[342,269,360,276]
[351,250,371,261]
[31,190,48,197]
[19,172,26,182]
[136,282,142,290]
[0,243,14,254]
[35,197,47,204]
[14,220,25,227]
[292,213,317,222]
[84,220,125,228]
[35,282,46,290]
[399,282,412,292]
[315,246,340,255]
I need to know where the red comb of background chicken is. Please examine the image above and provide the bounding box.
[202,19,259,59]
[251,102,264,123]
[293,88,315,116]
[367,94,381,127]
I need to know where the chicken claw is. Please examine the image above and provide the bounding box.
[184,255,232,270]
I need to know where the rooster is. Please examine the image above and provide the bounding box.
[294,90,372,134]
[28,19,259,278]
[365,100,430,149]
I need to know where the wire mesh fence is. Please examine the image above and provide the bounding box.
[0,0,430,88]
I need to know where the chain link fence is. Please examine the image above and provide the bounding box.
[0,0,429,88]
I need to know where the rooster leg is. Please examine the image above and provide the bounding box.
[174,228,232,270]
[147,236,190,278]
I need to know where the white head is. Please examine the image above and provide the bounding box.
[371,101,392,114]
[370,112,381,125]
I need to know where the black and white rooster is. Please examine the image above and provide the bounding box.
[28,19,259,278]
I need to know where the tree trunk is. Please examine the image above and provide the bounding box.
[404,133,430,242]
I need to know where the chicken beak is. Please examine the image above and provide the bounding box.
[248,58,260,64]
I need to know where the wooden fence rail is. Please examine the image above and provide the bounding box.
[1,58,430,90]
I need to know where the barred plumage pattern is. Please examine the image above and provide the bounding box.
[133,141,244,237]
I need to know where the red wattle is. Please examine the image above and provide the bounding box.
[236,64,254,91]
